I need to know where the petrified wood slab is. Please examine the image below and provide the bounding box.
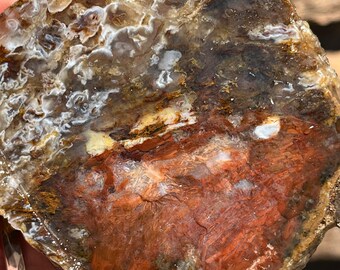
[0,0,339,269]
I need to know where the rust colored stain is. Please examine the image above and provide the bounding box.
[50,113,338,270]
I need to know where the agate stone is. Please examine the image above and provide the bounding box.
[0,0,339,269]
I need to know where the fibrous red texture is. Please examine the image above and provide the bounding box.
[56,114,337,269]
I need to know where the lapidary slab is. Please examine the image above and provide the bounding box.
[0,0,339,269]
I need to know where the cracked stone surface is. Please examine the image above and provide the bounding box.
[0,0,339,269]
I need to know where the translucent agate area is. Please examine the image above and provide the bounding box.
[0,0,339,269]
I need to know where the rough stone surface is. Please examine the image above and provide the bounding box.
[0,0,339,269]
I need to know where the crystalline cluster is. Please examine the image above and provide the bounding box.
[0,0,339,269]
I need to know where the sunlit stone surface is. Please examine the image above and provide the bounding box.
[0,0,339,269]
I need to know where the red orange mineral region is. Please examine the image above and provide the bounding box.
[52,113,338,269]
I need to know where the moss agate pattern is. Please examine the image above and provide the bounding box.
[0,0,339,269]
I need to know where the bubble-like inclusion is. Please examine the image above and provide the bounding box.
[0,0,339,270]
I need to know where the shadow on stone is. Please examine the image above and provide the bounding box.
[309,21,340,50]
